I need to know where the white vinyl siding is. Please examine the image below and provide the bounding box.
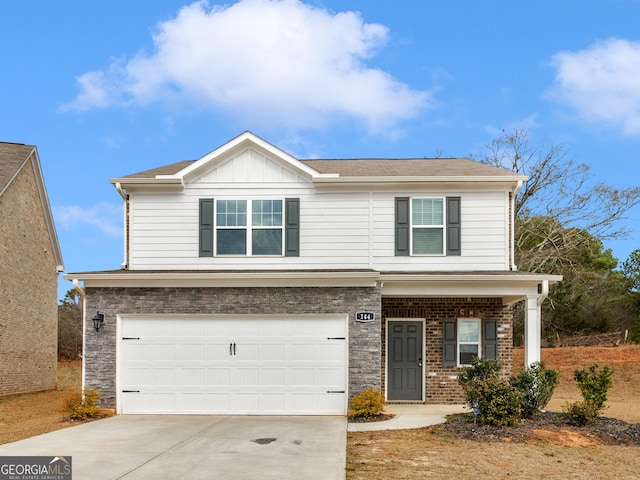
[126,147,511,271]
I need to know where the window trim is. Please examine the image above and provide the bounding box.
[411,196,446,256]
[442,317,497,367]
[457,318,481,367]
[214,198,285,257]
[395,196,461,257]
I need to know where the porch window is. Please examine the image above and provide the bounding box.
[442,318,497,367]
[458,319,480,365]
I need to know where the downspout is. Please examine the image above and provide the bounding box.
[510,180,523,271]
[114,182,128,269]
[73,279,87,392]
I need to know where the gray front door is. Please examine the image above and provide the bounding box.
[387,321,423,401]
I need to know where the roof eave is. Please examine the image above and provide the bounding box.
[312,175,528,186]
[63,270,381,288]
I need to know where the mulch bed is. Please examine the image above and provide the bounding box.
[436,412,640,446]
[348,413,396,423]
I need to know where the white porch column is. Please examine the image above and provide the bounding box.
[524,295,541,367]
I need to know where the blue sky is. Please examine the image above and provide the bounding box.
[1,0,639,299]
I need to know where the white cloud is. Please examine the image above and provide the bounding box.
[53,203,123,237]
[548,38,640,135]
[63,0,429,134]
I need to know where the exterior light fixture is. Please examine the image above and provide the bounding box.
[92,312,105,332]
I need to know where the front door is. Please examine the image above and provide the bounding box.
[387,321,423,401]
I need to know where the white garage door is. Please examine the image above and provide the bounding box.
[119,315,347,415]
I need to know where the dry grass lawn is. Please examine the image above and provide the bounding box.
[0,359,82,445]
[2,346,639,479]
[347,345,640,480]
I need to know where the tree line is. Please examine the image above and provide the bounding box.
[475,128,640,345]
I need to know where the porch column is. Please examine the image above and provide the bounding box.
[524,295,541,367]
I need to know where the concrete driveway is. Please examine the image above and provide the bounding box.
[0,415,346,479]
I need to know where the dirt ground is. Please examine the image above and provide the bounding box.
[347,345,640,480]
[0,359,82,445]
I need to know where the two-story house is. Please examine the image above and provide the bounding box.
[66,132,560,415]
[1,142,64,396]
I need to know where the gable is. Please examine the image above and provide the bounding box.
[190,147,308,184]
[0,142,64,271]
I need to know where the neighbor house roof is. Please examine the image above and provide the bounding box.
[0,142,64,271]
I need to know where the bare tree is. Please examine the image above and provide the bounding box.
[475,128,640,275]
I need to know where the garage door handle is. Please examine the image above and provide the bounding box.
[123,337,140,340]
[326,390,345,394]
[229,343,236,355]
[327,337,345,340]
[122,390,140,393]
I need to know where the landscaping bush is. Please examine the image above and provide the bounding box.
[457,357,500,384]
[63,388,102,420]
[510,361,560,417]
[349,388,386,419]
[458,358,521,426]
[564,363,613,425]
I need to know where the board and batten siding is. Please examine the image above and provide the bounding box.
[126,147,511,271]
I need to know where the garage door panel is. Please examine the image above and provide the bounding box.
[176,344,204,362]
[205,368,230,386]
[120,316,347,415]
[178,368,205,386]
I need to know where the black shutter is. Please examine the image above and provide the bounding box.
[285,198,300,257]
[482,318,497,360]
[395,197,410,256]
[442,318,457,366]
[199,199,214,257]
[446,196,461,256]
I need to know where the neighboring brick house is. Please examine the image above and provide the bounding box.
[0,142,64,395]
[66,132,560,415]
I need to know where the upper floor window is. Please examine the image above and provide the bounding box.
[412,198,444,254]
[216,199,283,255]
[199,198,299,257]
[395,196,461,257]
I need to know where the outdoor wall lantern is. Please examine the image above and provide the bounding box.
[92,312,105,332]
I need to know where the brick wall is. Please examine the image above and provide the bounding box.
[382,297,513,404]
[0,161,58,395]
[84,284,382,408]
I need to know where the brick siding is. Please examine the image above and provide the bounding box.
[83,284,382,409]
[382,297,513,404]
[0,161,58,395]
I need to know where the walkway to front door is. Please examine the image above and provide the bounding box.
[387,320,423,401]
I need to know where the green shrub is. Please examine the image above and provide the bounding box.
[564,400,599,426]
[463,376,522,426]
[63,387,102,420]
[458,358,521,426]
[564,364,613,425]
[349,388,386,419]
[510,361,560,417]
[458,357,500,385]
[574,364,613,414]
